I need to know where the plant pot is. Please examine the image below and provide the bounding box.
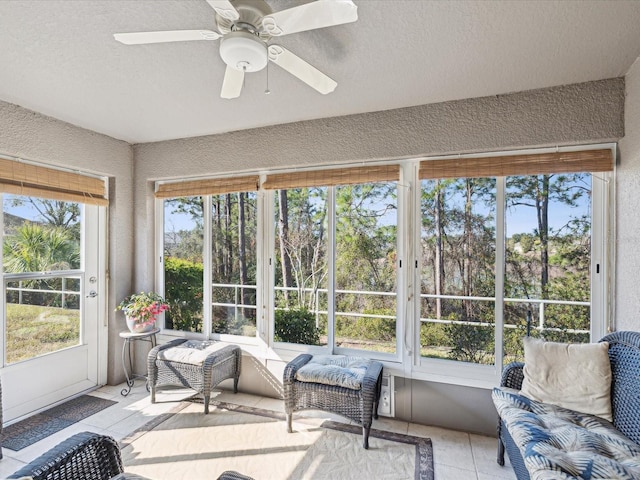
[126,316,156,333]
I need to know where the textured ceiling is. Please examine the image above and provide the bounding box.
[0,0,639,144]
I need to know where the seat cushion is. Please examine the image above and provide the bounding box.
[493,387,640,479]
[295,355,372,390]
[157,340,232,365]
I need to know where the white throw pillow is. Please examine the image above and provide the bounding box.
[520,337,612,421]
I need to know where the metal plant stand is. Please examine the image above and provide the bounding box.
[119,328,160,396]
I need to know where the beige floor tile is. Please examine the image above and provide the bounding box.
[88,388,121,401]
[409,423,476,471]
[373,416,409,435]
[78,402,138,430]
[255,395,285,412]
[470,433,517,480]
[434,462,478,480]
[212,390,262,407]
[0,454,27,477]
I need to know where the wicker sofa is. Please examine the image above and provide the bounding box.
[494,331,640,480]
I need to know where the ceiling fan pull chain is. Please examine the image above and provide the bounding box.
[265,61,271,95]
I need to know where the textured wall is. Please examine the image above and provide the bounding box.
[617,61,640,332]
[0,100,134,385]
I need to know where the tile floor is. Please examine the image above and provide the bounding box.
[0,382,516,480]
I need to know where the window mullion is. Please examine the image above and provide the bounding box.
[203,195,212,339]
[495,177,506,377]
[327,186,336,351]
[261,187,274,346]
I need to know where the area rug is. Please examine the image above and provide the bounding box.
[2,394,117,451]
[120,401,434,480]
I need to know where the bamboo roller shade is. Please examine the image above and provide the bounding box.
[0,158,107,206]
[263,164,400,190]
[419,149,613,180]
[155,175,259,198]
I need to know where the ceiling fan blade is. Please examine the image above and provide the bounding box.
[262,0,357,36]
[114,30,221,45]
[206,0,240,21]
[268,45,337,95]
[221,66,244,99]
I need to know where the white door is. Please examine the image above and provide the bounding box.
[0,197,105,422]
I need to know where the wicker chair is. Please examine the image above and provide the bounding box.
[7,432,124,480]
[496,331,640,480]
[283,353,383,449]
[148,338,241,414]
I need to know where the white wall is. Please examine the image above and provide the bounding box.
[617,59,640,332]
[0,100,134,384]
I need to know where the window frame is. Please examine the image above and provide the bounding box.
[155,144,615,388]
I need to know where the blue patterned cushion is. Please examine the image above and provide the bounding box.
[493,387,640,479]
[295,355,372,390]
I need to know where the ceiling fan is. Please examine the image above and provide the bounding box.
[114,0,358,99]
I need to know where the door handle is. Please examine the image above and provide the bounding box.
[86,290,98,298]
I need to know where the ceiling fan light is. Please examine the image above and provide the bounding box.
[219,31,268,72]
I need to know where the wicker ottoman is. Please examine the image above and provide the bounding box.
[148,339,241,413]
[283,354,383,449]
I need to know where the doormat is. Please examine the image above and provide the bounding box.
[121,400,434,480]
[2,394,117,451]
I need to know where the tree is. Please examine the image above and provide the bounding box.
[275,187,328,312]
[277,189,292,302]
[10,198,80,229]
[506,173,587,298]
[3,222,80,308]
[4,223,79,273]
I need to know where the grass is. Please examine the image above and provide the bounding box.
[6,303,80,364]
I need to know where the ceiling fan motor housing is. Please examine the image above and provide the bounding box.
[220,31,268,72]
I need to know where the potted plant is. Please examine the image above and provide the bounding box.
[117,291,169,333]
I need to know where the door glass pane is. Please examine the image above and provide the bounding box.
[3,195,82,363]
[420,178,497,365]
[211,192,258,337]
[163,197,204,333]
[504,174,592,361]
[335,182,397,353]
[274,187,328,346]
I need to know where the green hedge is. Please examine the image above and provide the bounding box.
[164,257,203,332]
[274,309,321,345]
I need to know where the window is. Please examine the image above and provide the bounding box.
[210,192,258,337]
[419,178,497,364]
[273,187,329,346]
[156,147,613,385]
[335,182,397,354]
[504,173,593,360]
[163,196,204,333]
[417,149,613,381]
[264,165,400,356]
[156,176,259,339]
[3,195,82,363]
